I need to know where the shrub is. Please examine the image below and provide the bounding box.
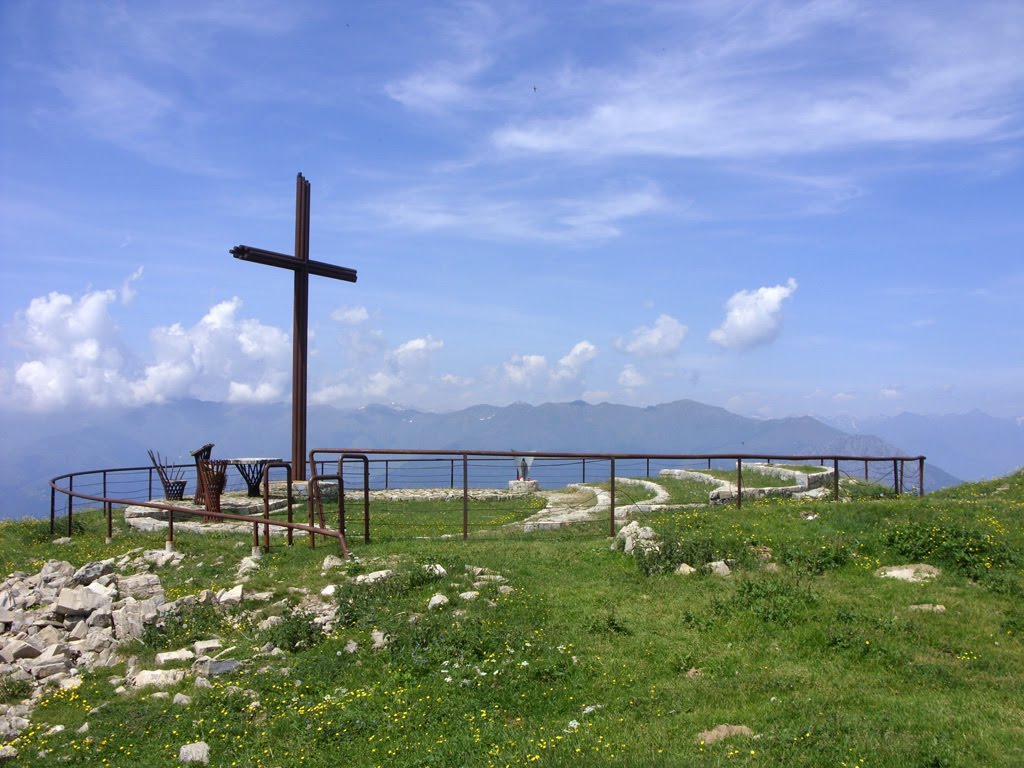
[264,609,325,651]
[725,575,817,627]
[885,519,1019,577]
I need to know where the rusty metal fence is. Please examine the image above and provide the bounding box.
[48,449,926,548]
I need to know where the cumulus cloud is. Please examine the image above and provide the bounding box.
[390,335,443,367]
[614,314,687,357]
[709,278,798,350]
[503,354,548,386]
[7,281,291,410]
[554,341,597,380]
[618,364,647,388]
[880,386,904,400]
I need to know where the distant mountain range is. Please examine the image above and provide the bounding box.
[4,398,1020,520]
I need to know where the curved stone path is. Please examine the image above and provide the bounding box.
[518,478,672,532]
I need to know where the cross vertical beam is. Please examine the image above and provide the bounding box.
[293,175,310,482]
[231,173,357,482]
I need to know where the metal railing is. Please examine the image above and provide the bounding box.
[48,449,926,547]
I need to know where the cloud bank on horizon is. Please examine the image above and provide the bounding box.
[1,1,1022,420]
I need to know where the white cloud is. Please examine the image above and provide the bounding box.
[880,387,904,400]
[491,4,1024,160]
[709,278,798,350]
[833,392,856,402]
[391,336,443,367]
[503,354,548,386]
[554,341,597,380]
[7,281,291,410]
[331,305,369,325]
[614,314,688,357]
[363,185,668,244]
[121,267,144,303]
[618,364,647,388]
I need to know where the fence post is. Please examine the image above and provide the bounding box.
[451,459,455,489]
[363,458,371,545]
[103,471,112,543]
[67,476,74,537]
[50,486,56,536]
[899,460,905,495]
[582,458,586,483]
[736,459,742,509]
[609,457,616,537]
[646,458,650,477]
[864,460,869,480]
[462,454,469,541]
[893,460,899,495]
[385,460,389,490]
[833,458,840,501]
[919,458,925,496]
[148,467,153,500]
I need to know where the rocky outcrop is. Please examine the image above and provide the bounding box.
[0,553,249,745]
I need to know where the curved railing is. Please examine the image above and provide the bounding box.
[49,449,926,548]
[48,460,350,555]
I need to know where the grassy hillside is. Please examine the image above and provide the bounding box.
[1,471,1022,767]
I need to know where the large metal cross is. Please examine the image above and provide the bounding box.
[230,173,357,481]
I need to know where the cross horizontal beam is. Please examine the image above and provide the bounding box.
[231,245,357,283]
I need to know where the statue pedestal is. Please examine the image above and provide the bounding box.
[508,480,539,493]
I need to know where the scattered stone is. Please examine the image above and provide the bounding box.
[173,693,192,706]
[0,745,18,762]
[352,570,394,586]
[320,585,337,598]
[237,557,261,577]
[497,585,514,595]
[875,564,941,583]
[55,587,111,617]
[258,616,284,631]
[696,724,755,745]
[704,560,731,577]
[675,563,697,576]
[219,585,244,606]
[193,657,239,676]
[344,640,359,654]
[119,573,163,606]
[72,561,113,586]
[686,668,702,679]
[156,650,195,665]
[133,669,186,688]
[179,740,210,765]
[370,630,389,651]
[909,604,946,613]
[193,640,222,656]
[424,564,447,577]
[322,555,346,572]
[613,521,661,556]
[427,594,449,610]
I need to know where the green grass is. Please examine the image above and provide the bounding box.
[645,475,718,504]
[3,470,1024,766]
[775,464,829,474]
[699,468,799,488]
[592,480,659,504]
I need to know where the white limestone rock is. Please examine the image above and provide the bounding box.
[427,594,449,610]
[179,741,210,765]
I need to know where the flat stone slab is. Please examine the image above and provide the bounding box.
[875,564,941,583]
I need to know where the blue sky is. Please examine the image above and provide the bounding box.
[1,0,1022,421]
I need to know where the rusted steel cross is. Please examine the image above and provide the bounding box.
[231,173,357,481]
